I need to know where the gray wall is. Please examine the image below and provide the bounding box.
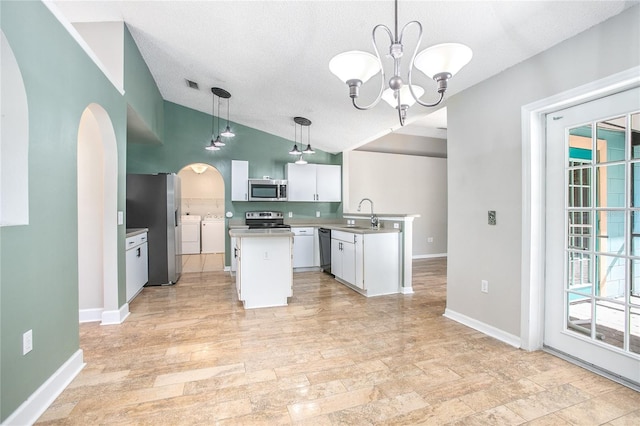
[446,6,640,337]
[357,133,447,158]
[345,150,447,257]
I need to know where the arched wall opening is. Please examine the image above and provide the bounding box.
[177,163,226,273]
[77,104,119,323]
[0,31,29,227]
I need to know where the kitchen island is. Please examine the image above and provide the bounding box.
[228,228,293,309]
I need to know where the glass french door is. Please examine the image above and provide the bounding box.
[545,87,640,386]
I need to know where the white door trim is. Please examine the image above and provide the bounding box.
[520,66,640,351]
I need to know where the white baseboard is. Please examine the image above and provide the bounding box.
[224,266,230,272]
[400,286,414,294]
[413,253,447,259]
[101,303,130,325]
[444,308,521,348]
[2,350,85,426]
[79,308,103,323]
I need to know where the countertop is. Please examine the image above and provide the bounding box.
[229,228,293,238]
[126,228,149,237]
[311,224,400,235]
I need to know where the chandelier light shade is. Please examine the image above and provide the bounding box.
[414,43,473,79]
[329,51,381,84]
[329,0,472,126]
[290,116,314,158]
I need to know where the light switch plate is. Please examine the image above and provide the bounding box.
[117,211,124,225]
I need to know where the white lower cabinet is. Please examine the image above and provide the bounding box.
[331,231,357,287]
[331,230,399,296]
[126,232,148,302]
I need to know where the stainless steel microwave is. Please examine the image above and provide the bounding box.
[248,179,288,201]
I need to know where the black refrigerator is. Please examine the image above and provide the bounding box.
[126,173,182,285]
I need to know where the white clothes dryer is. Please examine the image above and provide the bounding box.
[181,215,201,254]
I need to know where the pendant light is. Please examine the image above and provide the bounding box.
[329,0,472,126]
[206,87,235,151]
[220,93,235,138]
[290,116,314,157]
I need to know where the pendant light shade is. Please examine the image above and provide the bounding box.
[289,144,301,155]
[295,155,307,165]
[414,43,473,79]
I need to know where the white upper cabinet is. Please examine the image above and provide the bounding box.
[286,163,341,202]
[231,160,249,201]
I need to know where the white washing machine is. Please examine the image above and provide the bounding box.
[181,215,201,254]
[201,215,225,253]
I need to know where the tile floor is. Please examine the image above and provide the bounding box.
[36,258,640,424]
[181,253,225,273]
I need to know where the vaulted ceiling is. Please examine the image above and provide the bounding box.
[53,0,636,153]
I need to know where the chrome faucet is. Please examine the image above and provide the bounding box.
[357,198,378,228]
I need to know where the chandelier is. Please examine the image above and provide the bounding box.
[205,87,235,151]
[289,117,314,164]
[329,0,472,126]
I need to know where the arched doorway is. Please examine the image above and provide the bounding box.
[77,104,119,323]
[177,163,225,273]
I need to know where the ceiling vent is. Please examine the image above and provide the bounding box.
[185,79,199,90]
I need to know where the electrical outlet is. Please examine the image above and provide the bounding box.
[316,211,320,218]
[263,251,269,260]
[23,329,33,355]
[481,280,489,293]
[427,237,434,243]
[288,212,293,218]
[393,223,399,229]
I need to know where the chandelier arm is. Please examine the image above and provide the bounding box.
[396,95,405,126]
[352,24,393,111]
[414,91,445,108]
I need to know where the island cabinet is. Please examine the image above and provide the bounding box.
[286,163,341,202]
[231,160,249,201]
[331,230,400,296]
[233,230,293,308]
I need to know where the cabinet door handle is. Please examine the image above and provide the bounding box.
[234,248,238,258]
[136,247,141,257]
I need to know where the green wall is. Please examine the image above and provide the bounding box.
[128,101,343,264]
[0,1,127,421]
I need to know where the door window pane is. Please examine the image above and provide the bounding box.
[569,126,592,165]
[595,301,625,349]
[568,211,592,250]
[632,113,640,159]
[632,163,640,207]
[631,307,640,355]
[596,116,626,163]
[567,296,592,338]
[631,212,640,256]
[596,255,625,300]
[596,210,625,254]
[567,252,592,294]
[631,259,640,302]
[596,164,625,208]
[568,168,591,208]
